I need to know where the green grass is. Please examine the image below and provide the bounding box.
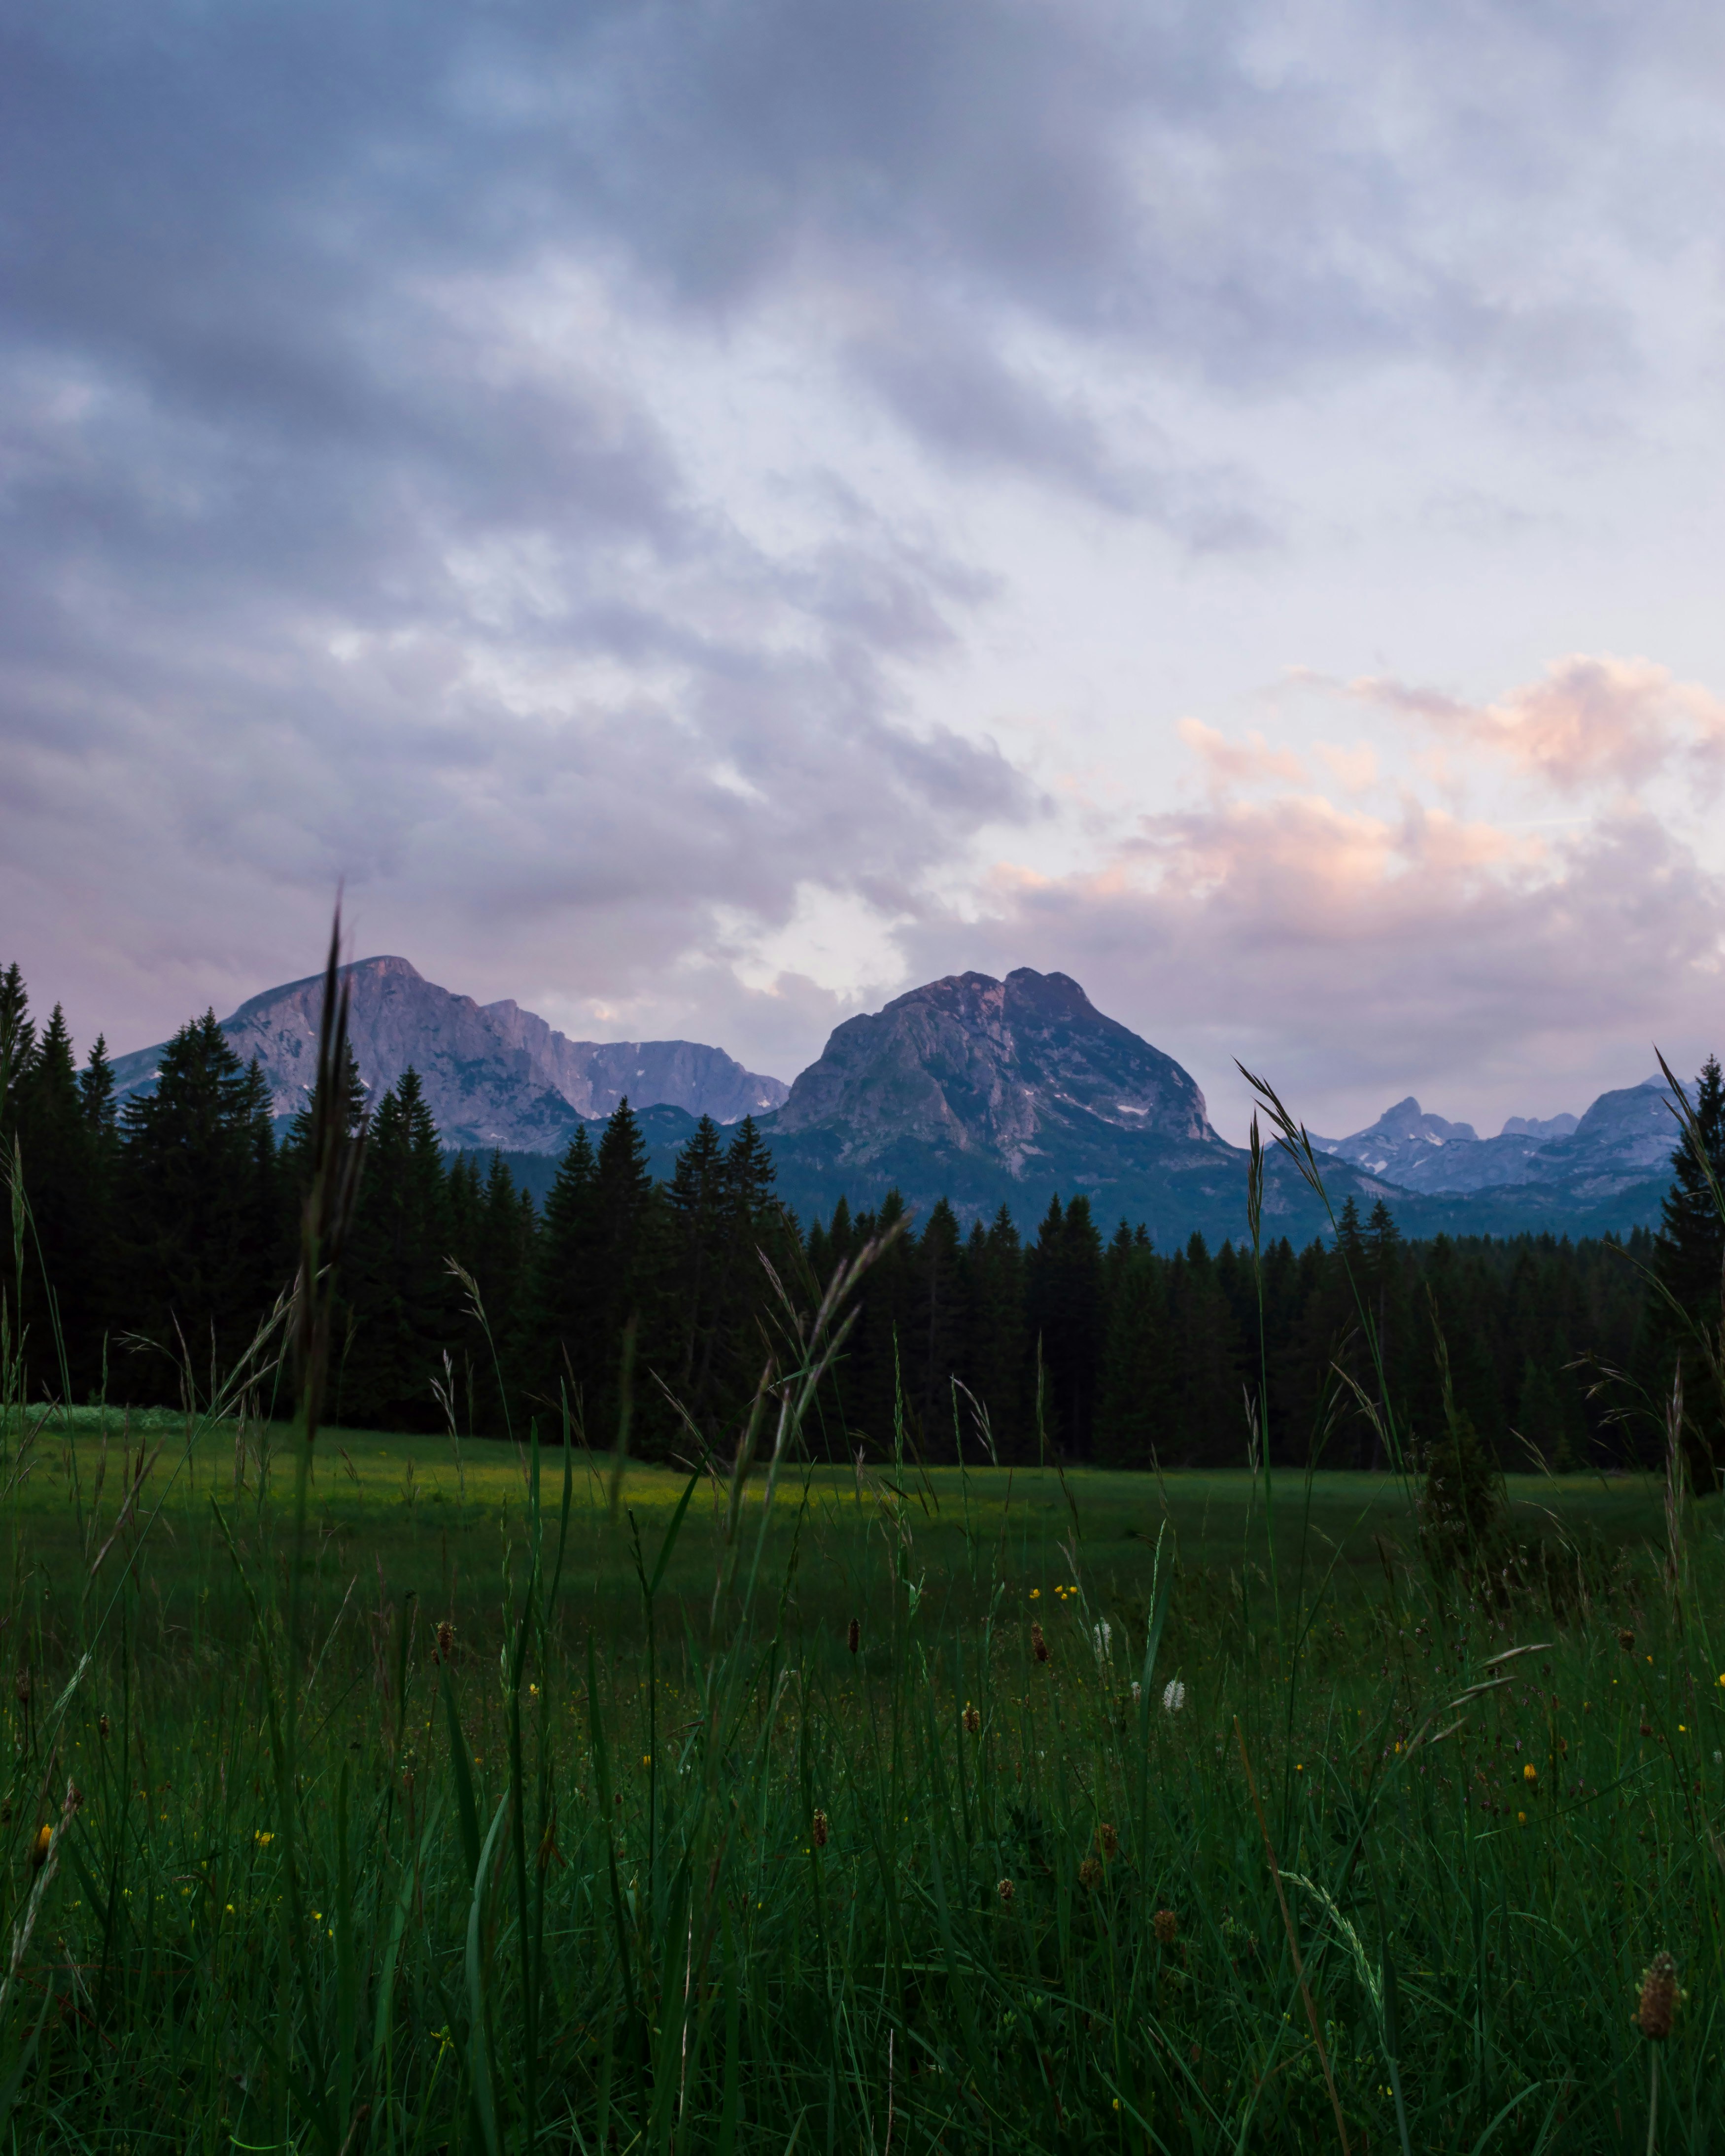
[2,1402,1723,2152]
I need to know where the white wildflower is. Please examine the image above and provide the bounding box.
[1162,1678,1187,1714]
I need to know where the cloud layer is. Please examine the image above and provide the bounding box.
[4,1,1725,1131]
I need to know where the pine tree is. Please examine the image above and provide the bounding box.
[912,1197,963,1455]
[835,1191,915,1454]
[1096,1227,1172,1467]
[517,1126,599,1430]
[684,1116,790,1449]
[1026,1196,1104,1457]
[1650,1053,1725,1490]
[666,1115,727,1397]
[338,1069,454,1430]
[118,1011,271,1399]
[7,1007,96,1397]
[958,1205,1028,1459]
[1164,1232,1245,1465]
[0,961,32,1143]
[586,1101,664,1445]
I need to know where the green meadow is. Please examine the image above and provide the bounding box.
[2,1398,1722,2154]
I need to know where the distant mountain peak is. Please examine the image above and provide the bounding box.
[109,958,787,1149]
[1317,1077,1674,1200]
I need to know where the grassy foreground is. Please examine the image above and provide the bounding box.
[1,1405,1723,2153]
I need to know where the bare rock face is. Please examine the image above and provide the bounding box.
[772,967,1217,1173]
[109,957,787,1149]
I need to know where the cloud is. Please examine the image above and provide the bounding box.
[1351,655,1725,796]
[895,696,1725,1135]
[6,0,1725,1103]
[1178,719,1308,795]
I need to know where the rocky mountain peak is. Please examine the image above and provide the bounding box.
[772,965,1214,1170]
[109,956,787,1150]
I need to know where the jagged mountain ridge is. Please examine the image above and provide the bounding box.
[108,956,788,1150]
[1312,1079,1677,1201]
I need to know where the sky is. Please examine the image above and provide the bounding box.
[4,0,1725,1143]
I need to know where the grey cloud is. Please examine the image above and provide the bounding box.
[4,0,1722,1074]
[893,804,1725,1139]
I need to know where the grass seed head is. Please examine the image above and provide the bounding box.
[997,1877,1015,1905]
[436,1621,454,1663]
[1078,1855,1104,1891]
[811,1809,828,1848]
[1636,1952,1680,2041]
[963,1704,981,1735]
[1618,1628,1635,1654]
[98,1714,109,1739]
[1032,1623,1050,1665]
[1155,1908,1178,1947]
[1097,1821,1118,1860]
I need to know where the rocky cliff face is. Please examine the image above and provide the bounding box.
[774,968,1215,1165]
[762,967,1392,1241]
[109,957,787,1150]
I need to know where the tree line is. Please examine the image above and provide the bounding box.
[3,961,1722,1479]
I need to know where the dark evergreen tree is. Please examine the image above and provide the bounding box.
[1163,1232,1245,1464]
[118,1011,280,1399]
[833,1190,916,1454]
[1648,1054,1725,1490]
[0,961,32,1143]
[1026,1195,1105,1457]
[517,1126,600,1431]
[911,1197,963,1455]
[956,1205,1030,1458]
[665,1115,727,1401]
[338,1069,454,1431]
[1097,1223,1172,1467]
[7,1007,101,1396]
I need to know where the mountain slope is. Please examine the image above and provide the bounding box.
[762,967,1394,1243]
[109,957,787,1150]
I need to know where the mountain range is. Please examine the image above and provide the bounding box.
[108,956,788,1149]
[1310,1087,1676,1201]
[109,954,1683,1244]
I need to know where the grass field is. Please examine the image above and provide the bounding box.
[2,1399,1723,2152]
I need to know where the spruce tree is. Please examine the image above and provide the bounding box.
[1650,1054,1725,1490]
[338,1069,453,1430]
[666,1115,727,1396]
[118,1011,270,1399]
[1096,1227,1172,1467]
[588,1102,662,1445]
[912,1197,963,1455]
[1026,1196,1104,1457]
[0,961,32,1142]
[9,1006,96,1397]
[518,1125,599,1430]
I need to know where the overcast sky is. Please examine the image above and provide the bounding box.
[5,0,1725,1140]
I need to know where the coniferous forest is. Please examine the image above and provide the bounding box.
[4,959,1722,1479]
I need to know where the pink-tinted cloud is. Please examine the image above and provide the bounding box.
[1351,654,1725,796]
[1177,718,1307,795]
[897,764,1725,1136]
